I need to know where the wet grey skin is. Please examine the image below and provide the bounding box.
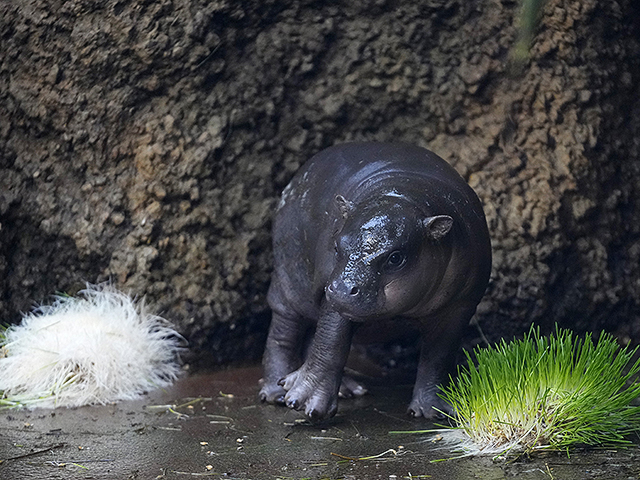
[260,142,491,421]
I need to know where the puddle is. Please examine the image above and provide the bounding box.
[1,366,639,479]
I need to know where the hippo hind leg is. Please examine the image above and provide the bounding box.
[408,305,477,420]
[339,375,368,398]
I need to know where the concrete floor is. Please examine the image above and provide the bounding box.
[1,366,639,479]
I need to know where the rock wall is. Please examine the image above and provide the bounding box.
[1,0,639,366]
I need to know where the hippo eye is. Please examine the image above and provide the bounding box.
[385,250,406,270]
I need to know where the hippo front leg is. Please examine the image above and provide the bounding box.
[260,308,309,405]
[408,306,476,420]
[279,309,353,421]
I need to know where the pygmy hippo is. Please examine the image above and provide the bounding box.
[260,142,491,420]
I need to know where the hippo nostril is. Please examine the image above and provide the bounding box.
[349,287,359,296]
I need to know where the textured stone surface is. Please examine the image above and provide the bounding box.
[1,0,639,366]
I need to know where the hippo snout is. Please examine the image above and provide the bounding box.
[326,279,361,298]
[325,275,382,320]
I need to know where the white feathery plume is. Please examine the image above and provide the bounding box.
[0,283,184,409]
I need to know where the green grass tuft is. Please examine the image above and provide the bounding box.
[439,326,640,456]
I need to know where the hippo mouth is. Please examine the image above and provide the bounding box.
[334,310,369,322]
[325,288,386,322]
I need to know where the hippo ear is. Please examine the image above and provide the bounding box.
[423,215,453,241]
[335,195,353,219]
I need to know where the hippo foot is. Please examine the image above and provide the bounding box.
[338,375,368,399]
[278,368,339,421]
[407,393,452,420]
[258,379,287,404]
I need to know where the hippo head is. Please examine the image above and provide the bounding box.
[325,194,453,321]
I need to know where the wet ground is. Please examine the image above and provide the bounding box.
[1,366,640,480]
